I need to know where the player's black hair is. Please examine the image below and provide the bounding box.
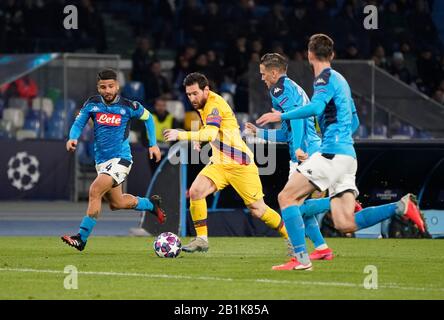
[308,34,334,61]
[97,68,117,82]
[260,53,288,72]
[183,72,209,90]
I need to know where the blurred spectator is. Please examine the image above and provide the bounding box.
[308,0,332,35]
[206,50,224,88]
[344,42,361,60]
[287,5,311,49]
[3,0,25,53]
[2,75,38,104]
[144,60,173,105]
[432,89,444,105]
[372,45,388,69]
[408,0,438,46]
[250,38,264,57]
[179,0,205,44]
[151,97,182,144]
[224,36,249,80]
[382,1,408,45]
[399,41,417,78]
[77,0,107,53]
[131,36,157,83]
[390,52,412,85]
[417,47,440,94]
[202,1,225,49]
[260,3,289,47]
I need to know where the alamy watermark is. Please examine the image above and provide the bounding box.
[363,265,378,289]
[166,121,278,175]
[63,5,78,30]
[64,265,78,290]
[363,5,378,30]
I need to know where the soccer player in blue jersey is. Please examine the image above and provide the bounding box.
[61,69,166,251]
[257,35,426,270]
[245,53,362,260]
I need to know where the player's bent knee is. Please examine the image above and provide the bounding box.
[248,205,265,218]
[333,219,356,233]
[189,186,205,201]
[278,190,299,208]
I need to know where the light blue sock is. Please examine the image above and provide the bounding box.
[299,197,331,217]
[282,206,310,264]
[78,216,97,242]
[304,215,326,248]
[355,203,397,230]
[135,196,154,211]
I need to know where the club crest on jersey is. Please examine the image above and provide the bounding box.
[120,108,126,115]
[96,113,122,126]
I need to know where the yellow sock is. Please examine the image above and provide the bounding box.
[190,198,208,238]
[261,206,289,239]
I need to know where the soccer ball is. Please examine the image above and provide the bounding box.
[7,151,40,191]
[153,232,182,258]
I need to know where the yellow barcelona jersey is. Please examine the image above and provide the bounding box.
[198,91,254,165]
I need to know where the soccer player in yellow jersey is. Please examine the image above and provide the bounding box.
[164,72,289,252]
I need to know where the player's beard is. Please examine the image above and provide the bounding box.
[194,97,207,110]
[103,92,117,104]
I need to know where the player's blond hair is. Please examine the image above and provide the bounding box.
[260,53,288,72]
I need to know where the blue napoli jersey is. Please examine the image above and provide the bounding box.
[267,76,321,162]
[69,95,148,164]
[312,68,356,158]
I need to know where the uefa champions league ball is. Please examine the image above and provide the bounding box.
[153,232,182,258]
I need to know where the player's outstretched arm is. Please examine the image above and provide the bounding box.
[245,121,287,142]
[164,126,218,142]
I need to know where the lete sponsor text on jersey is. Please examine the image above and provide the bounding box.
[96,113,122,126]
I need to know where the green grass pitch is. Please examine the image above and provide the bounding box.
[0,236,443,300]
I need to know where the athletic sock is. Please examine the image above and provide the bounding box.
[78,216,97,242]
[282,205,310,265]
[303,215,327,249]
[261,206,289,239]
[190,199,208,238]
[299,197,330,217]
[135,196,154,211]
[355,203,397,230]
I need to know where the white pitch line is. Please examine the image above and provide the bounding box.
[0,267,443,293]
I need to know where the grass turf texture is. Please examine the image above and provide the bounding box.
[0,236,443,300]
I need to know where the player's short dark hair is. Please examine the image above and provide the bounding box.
[183,72,209,90]
[308,34,334,61]
[97,68,117,82]
[260,53,288,72]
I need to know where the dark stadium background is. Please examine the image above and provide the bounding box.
[1,0,444,239]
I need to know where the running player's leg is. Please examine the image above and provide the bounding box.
[61,173,113,251]
[105,184,137,211]
[329,158,426,234]
[275,171,316,269]
[227,164,289,240]
[332,190,426,234]
[247,198,288,240]
[301,195,331,255]
[289,162,331,257]
[182,170,220,252]
[105,184,166,224]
